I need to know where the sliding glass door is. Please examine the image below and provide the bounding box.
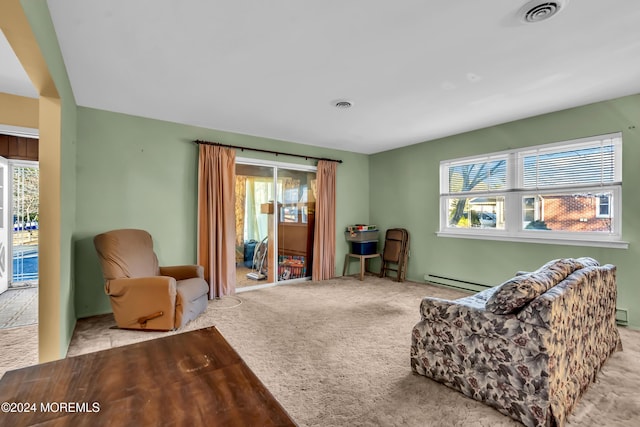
[276,168,315,281]
[235,164,275,287]
[235,160,316,288]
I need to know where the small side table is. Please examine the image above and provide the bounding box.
[342,253,382,281]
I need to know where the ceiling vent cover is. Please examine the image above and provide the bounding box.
[519,1,566,23]
[334,100,353,109]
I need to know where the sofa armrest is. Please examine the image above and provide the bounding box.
[516,264,621,426]
[516,264,618,329]
[159,265,204,281]
[420,295,515,333]
[419,293,552,353]
[420,296,485,320]
[419,286,496,321]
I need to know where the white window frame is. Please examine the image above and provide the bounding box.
[595,194,612,219]
[437,133,627,249]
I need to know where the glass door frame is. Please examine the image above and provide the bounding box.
[0,156,8,294]
[9,159,39,287]
[235,157,317,291]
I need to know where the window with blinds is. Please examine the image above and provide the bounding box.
[519,137,620,190]
[439,132,623,247]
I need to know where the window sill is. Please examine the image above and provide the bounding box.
[436,231,629,249]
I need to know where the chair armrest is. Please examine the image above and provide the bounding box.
[105,276,178,330]
[159,265,204,281]
[105,276,177,296]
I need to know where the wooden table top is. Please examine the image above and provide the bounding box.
[0,326,296,426]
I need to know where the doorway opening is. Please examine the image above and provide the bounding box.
[0,131,39,331]
[234,159,317,290]
[11,161,39,288]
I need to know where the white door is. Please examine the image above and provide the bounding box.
[0,156,8,294]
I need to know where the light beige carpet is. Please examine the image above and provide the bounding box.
[67,276,640,426]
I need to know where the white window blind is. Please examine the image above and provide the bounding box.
[519,135,621,190]
[447,158,507,194]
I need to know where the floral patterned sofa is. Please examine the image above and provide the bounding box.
[410,258,622,427]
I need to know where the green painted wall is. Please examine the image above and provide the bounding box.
[74,107,369,318]
[23,0,78,357]
[370,93,640,329]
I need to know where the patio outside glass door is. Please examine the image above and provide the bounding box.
[235,164,275,287]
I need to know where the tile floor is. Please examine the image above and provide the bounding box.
[0,285,38,329]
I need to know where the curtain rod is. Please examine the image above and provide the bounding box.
[193,140,343,164]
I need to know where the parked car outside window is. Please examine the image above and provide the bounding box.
[478,212,496,227]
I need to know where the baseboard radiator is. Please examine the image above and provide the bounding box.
[616,309,628,326]
[427,274,629,326]
[426,274,492,294]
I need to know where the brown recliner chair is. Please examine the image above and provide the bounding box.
[94,229,209,331]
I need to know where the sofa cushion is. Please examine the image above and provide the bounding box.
[485,258,581,314]
[573,257,600,268]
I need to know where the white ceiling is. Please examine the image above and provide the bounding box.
[0,30,38,98]
[7,1,640,154]
[0,29,39,137]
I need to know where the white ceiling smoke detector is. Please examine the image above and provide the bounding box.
[518,0,568,23]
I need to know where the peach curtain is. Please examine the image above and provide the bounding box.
[312,160,337,280]
[198,145,237,298]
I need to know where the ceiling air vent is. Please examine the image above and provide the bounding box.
[519,0,566,23]
[334,100,353,109]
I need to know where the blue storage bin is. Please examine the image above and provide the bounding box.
[351,241,377,255]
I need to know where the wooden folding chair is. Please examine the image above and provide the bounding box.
[379,228,409,282]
